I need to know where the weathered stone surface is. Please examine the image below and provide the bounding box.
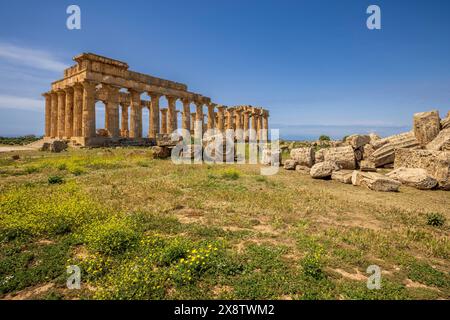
[369,131,420,167]
[426,128,450,151]
[323,145,356,170]
[331,170,353,184]
[261,148,281,166]
[310,161,339,179]
[413,110,441,146]
[362,144,375,159]
[441,112,450,129]
[386,167,438,190]
[369,133,381,144]
[351,171,400,192]
[394,148,450,190]
[360,160,377,172]
[284,159,297,170]
[290,147,315,167]
[295,165,310,174]
[345,134,370,149]
[151,146,171,158]
[315,148,326,163]
[41,140,68,153]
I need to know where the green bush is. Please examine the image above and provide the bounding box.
[301,248,325,280]
[48,175,64,185]
[319,135,331,141]
[220,168,240,180]
[426,213,445,227]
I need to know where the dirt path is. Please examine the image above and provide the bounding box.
[0,146,36,153]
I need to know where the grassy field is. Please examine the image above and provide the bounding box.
[0,147,449,300]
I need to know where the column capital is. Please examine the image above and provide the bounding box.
[166,95,178,103]
[149,92,162,99]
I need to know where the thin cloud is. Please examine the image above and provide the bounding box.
[0,94,43,111]
[0,42,69,73]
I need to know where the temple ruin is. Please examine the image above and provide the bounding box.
[42,53,270,147]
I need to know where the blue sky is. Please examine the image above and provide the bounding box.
[0,0,449,139]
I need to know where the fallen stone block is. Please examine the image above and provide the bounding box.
[369,131,420,167]
[315,148,326,163]
[331,170,353,184]
[386,167,438,190]
[295,165,311,174]
[360,160,377,172]
[284,159,297,170]
[394,148,450,190]
[151,146,171,159]
[345,134,370,149]
[426,128,450,151]
[290,147,315,167]
[413,110,441,146]
[43,140,68,153]
[310,161,340,179]
[351,171,401,192]
[323,145,356,169]
[362,144,375,159]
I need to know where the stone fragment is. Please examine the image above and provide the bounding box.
[386,167,438,190]
[394,148,450,190]
[360,160,377,172]
[362,144,375,159]
[413,110,441,146]
[261,148,281,166]
[151,146,171,159]
[315,148,326,163]
[345,134,370,149]
[42,140,67,153]
[331,170,353,184]
[323,145,356,170]
[351,171,401,192]
[284,159,297,170]
[369,131,420,167]
[295,165,311,174]
[310,161,340,179]
[426,128,450,151]
[290,147,315,167]
[369,133,381,144]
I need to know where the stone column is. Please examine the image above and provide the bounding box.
[64,87,74,139]
[166,96,177,134]
[129,90,142,138]
[43,92,51,137]
[217,106,225,132]
[243,110,250,142]
[195,102,204,133]
[73,85,83,137]
[82,81,97,138]
[121,104,129,137]
[226,108,234,130]
[256,111,262,142]
[50,92,58,138]
[207,103,216,131]
[235,109,243,140]
[190,112,196,134]
[149,93,160,138]
[251,111,258,141]
[57,90,66,139]
[262,110,269,141]
[160,108,168,134]
[106,86,120,138]
[182,99,191,133]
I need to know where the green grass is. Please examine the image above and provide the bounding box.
[0,147,449,299]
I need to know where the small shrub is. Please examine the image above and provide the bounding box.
[301,248,325,280]
[426,213,445,227]
[221,169,240,180]
[57,163,67,171]
[25,166,39,174]
[48,176,64,185]
[319,135,331,141]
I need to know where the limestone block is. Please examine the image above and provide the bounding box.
[360,160,377,172]
[331,170,353,184]
[315,148,326,163]
[290,147,315,167]
[386,167,437,190]
[362,144,375,160]
[351,171,400,192]
[369,131,420,167]
[284,159,297,170]
[323,145,356,170]
[394,148,450,190]
[261,148,281,166]
[295,165,310,174]
[369,133,381,144]
[345,134,370,149]
[413,110,441,146]
[151,146,171,159]
[310,161,340,179]
[42,140,67,153]
[426,128,450,151]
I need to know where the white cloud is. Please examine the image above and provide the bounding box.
[0,42,69,73]
[0,94,43,111]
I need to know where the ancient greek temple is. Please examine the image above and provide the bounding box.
[42,53,270,147]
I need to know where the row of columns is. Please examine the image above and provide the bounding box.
[44,82,269,141]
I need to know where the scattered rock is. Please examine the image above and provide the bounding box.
[40,140,68,153]
[323,145,356,170]
[151,146,171,159]
[315,149,326,163]
[360,160,377,172]
[11,154,20,160]
[290,147,315,167]
[310,161,340,179]
[283,159,297,170]
[426,128,450,151]
[352,171,401,192]
[369,131,420,167]
[261,148,281,166]
[295,165,311,174]
[395,148,450,190]
[331,170,353,184]
[413,110,441,146]
[386,167,438,190]
[345,134,370,149]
